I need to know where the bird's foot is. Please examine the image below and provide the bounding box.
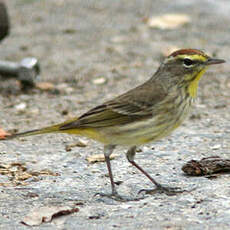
[138,184,194,196]
[94,191,143,202]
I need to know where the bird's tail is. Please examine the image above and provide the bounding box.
[1,118,105,143]
[2,124,61,140]
[1,117,79,140]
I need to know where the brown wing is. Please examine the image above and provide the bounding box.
[60,79,167,130]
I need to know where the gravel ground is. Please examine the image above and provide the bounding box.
[0,0,230,229]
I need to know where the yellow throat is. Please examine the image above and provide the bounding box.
[188,68,207,98]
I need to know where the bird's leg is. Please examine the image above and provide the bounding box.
[95,145,142,201]
[95,144,122,200]
[104,144,117,195]
[126,146,186,196]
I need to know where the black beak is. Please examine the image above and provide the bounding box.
[206,58,225,65]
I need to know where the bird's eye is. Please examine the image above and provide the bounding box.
[183,58,193,67]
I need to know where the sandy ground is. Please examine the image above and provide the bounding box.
[0,0,230,229]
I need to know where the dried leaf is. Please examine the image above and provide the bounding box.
[0,128,11,139]
[21,206,79,226]
[182,156,230,176]
[65,139,88,151]
[146,14,190,29]
[36,82,55,91]
[0,162,58,187]
[30,169,60,177]
[86,153,118,163]
[15,172,32,181]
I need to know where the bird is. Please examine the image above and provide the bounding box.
[1,49,225,201]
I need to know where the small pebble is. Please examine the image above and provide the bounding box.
[92,77,106,85]
[211,144,221,150]
[15,103,27,111]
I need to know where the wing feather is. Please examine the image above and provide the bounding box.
[60,79,167,130]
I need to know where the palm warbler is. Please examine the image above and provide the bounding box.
[2,49,225,200]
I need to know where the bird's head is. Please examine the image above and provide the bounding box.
[159,49,225,98]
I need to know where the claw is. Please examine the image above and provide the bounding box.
[94,192,143,202]
[138,185,196,196]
